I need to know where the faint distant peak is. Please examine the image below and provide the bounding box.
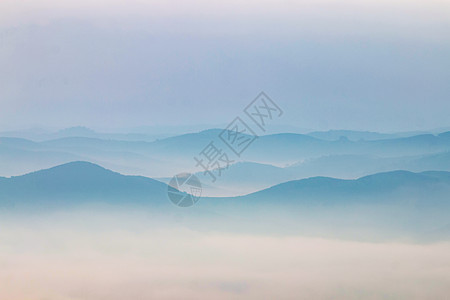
[307,130,398,141]
[198,128,225,135]
[57,126,96,136]
[12,161,113,179]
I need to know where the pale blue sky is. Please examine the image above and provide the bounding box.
[0,0,449,132]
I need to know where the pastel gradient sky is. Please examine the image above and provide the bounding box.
[0,0,449,132]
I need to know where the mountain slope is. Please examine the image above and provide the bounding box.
[1,130,450,177]
[0,162,168,206]
[239,170,450,203]
[1,163,449,240]
[1,162,450,211]
[306,130,402,141]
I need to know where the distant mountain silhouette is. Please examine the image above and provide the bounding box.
[2,162,449,209]
[1,162,449,240]
[195,170,450,240]
[183,152,450,196]
[0,162,168,207]
[0,126,173,142]
[57,126,97,137]
[2,130,450,177]
[306,130,404,141]
[240,170,450,203]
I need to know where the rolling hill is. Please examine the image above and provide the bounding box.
[1,162,449,208]
[0,161,168,207]
[1,162,449,240]
[1,130,450,177]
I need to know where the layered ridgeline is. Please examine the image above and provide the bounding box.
[1,130,449,178]
[1,161,449,205]
[189,152,450,196]
[0,162,449,240]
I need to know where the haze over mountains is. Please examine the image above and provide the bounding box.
[0,162,167,207]
[189,151,450,196]
[2,0,449,297]
[1,161,449,241]
[3,161,449,206]
[4,126,449,142]
[1,127,450,196]
[1,126,449,236]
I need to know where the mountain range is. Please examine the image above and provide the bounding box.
[1,129,450,179]
[1,162,448,240]
[186,151,450,196]
[1,161,449,207]
[0,162,168,208]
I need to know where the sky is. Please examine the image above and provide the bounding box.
[0,0,449,132]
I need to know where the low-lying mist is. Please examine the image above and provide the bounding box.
[1,209,449,300]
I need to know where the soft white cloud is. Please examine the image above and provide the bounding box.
[1,216,450,300]
[1,0,449,36]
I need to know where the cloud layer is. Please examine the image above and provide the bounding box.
[1,214,449,300]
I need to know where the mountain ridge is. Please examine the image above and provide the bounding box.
[1,162,449,208]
